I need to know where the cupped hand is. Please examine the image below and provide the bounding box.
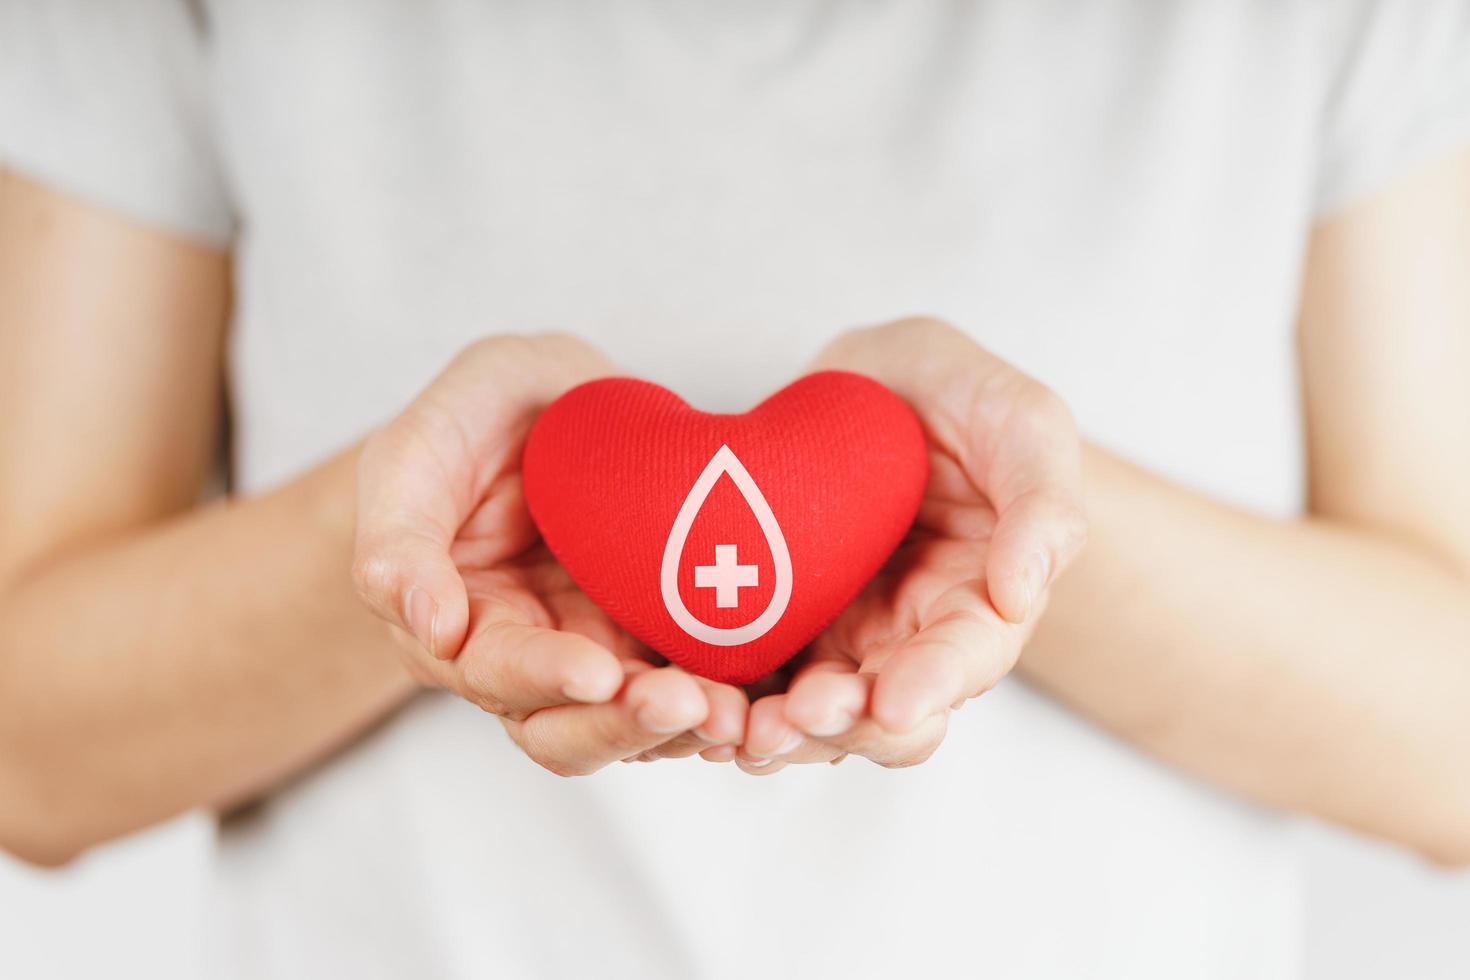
[352,335,747,775]
[727,318,1087,773]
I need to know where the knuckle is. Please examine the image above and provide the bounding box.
[532,329,579,349]
[454,335,513,366]
[349,551,398,612]
[1020,379,1076,434]
[898,314,959,339]
[517,730,594,778]
[445,335,534,381]
[1027,495,1089,569]
[357,421,426,483]
[473,681,520,719]
[493,334,538,362]
[356,428,391,472]
[460,650,514,716]
[855,315,960,353]
[473,691,512,718]
[537,331,613,381]
[449,333,609,396]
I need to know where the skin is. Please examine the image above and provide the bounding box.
[1,146,1467,868]
[744,154,1470,868]
[351,334,751,771]
[727,319,1086,773]
[0,172,740,865]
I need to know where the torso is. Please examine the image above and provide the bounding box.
[210,2,1317,976]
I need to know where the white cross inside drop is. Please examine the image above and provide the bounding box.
[694,543,759,609]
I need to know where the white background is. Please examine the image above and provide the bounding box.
[1,816,1466,978]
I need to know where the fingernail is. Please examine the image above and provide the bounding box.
[805,709,855,739]
[775,731,803,756]
[404,587,438,657]
[635,703,689,735]
[692,726,716,743]
[746,758,774,768]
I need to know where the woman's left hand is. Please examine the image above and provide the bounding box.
[725,318,1088,773]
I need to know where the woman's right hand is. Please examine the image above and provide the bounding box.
[352,335,748,775]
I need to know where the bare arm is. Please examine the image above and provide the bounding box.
[1020,151,1470,865]
[0,171,417,865]
[0,173,750,866]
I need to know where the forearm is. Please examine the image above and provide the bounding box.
[0,448,416,865]
[1021,444,1470,863]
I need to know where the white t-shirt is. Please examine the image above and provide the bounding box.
[4,2,1470,977]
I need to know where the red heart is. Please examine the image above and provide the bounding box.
[521,371,928,684]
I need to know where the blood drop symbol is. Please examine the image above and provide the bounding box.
[659,445,793,646]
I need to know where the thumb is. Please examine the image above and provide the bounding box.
[985,487,1087,624]
[353,525,470,660]
[352,435,471,660]
[974,382,1088,624]
[348,333,619,660]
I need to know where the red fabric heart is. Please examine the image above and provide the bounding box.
[521,371,928,684]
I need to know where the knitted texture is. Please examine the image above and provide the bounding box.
[522,371,928,684]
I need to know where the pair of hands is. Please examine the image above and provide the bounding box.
[351,319,1086,776]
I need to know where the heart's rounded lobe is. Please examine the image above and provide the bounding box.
[521,371,927,684]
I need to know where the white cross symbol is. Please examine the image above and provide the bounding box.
[694,544,759,609]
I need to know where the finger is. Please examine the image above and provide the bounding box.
[353,335,615,661]
[637,733,706,760]
[976,384,1087,624]
[353,427,472,660]
[784,667,869,741]
[512,667,709,777]
[742,695,844,766]
[640,678,748,762]
[533,563,656,665]
[735,755,788,776]
[700,744,738,763]
[450,472,540,565]
[986,487,1087,624]
[869,579,1017,733]
[808,711,950,769]
[742,694,804,761]
[691,677,749,747]
[642,676,748,761]
[735,758,793,775]
[451,613,624,718]
[784,649,953,766]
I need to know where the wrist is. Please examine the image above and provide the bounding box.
[302,444,364,549]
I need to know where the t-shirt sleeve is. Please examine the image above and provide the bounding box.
[1315,0,1470,217]
[0,0,234,246]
